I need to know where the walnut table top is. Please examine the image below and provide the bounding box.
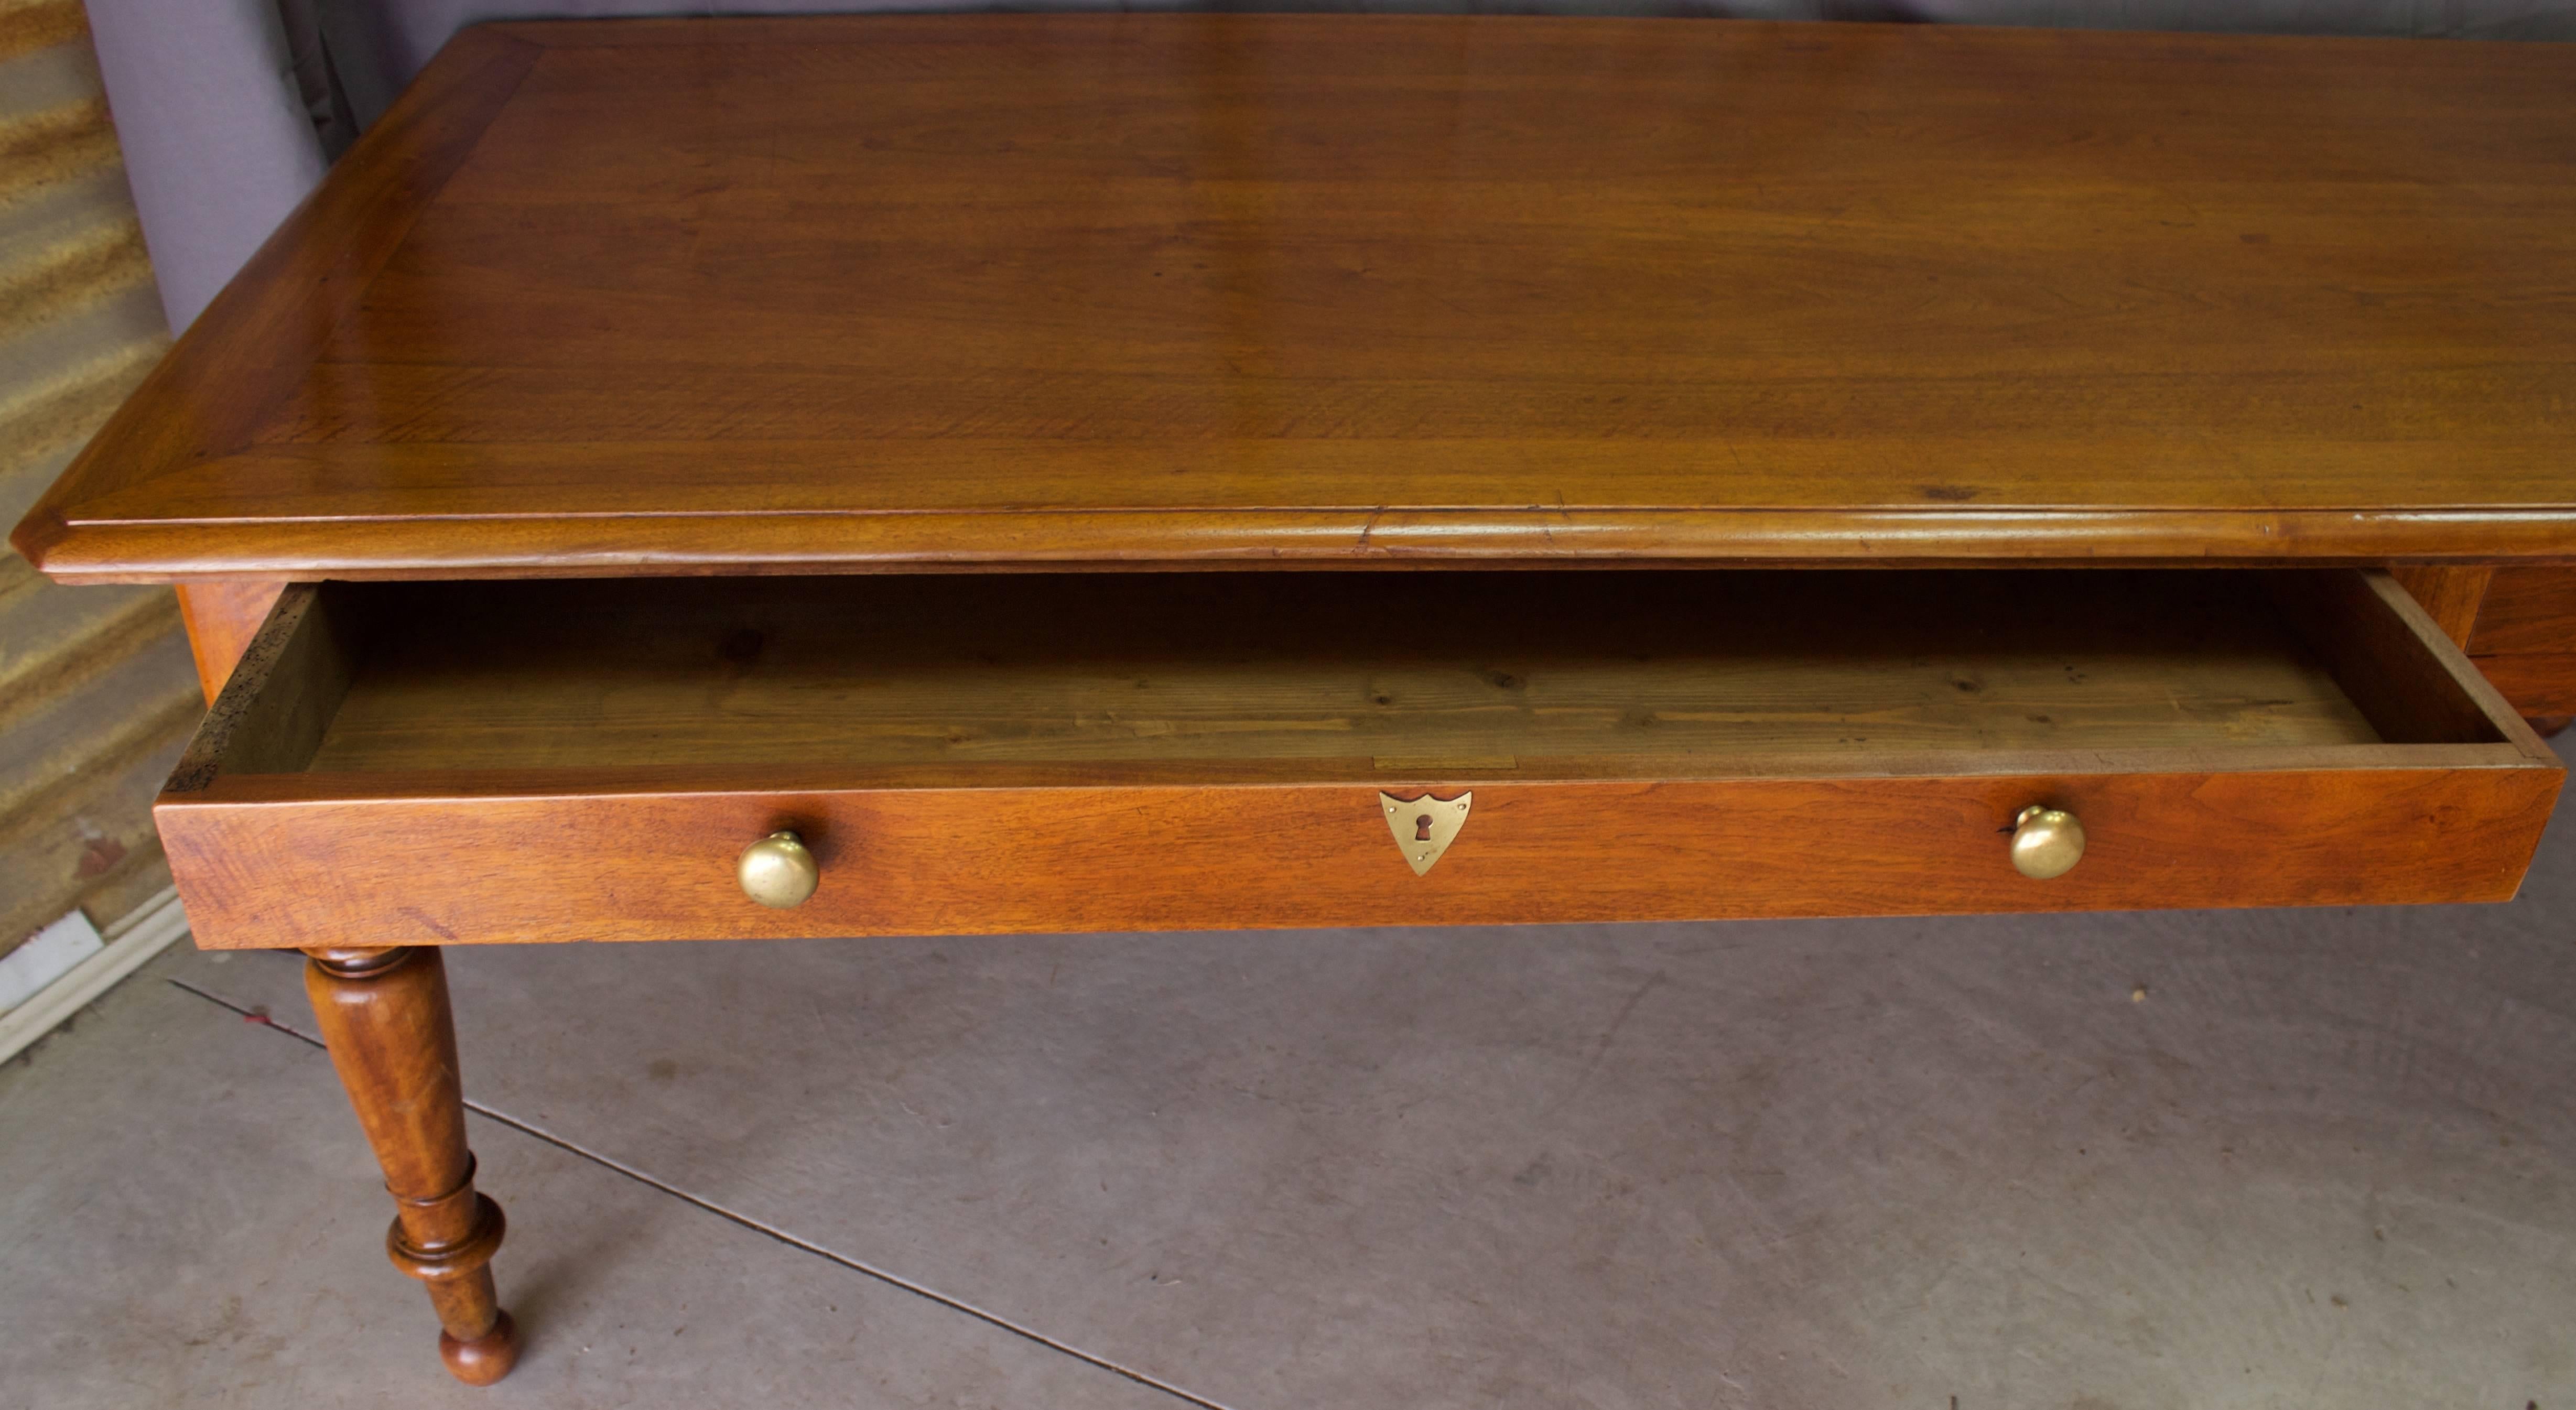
[17,14,2576,582]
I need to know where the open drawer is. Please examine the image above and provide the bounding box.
[158,569,2561,947]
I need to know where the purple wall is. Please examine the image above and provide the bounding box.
[86,0,2576,330]
[84,0,328,332]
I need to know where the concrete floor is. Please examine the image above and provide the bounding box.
[5,825,2574,1408]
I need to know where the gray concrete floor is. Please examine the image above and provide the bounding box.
[5,824,2575,1409]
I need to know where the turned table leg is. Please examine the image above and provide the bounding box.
[304,946,521,1385]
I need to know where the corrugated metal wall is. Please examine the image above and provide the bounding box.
[0,0,199,960]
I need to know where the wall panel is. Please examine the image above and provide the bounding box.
[0,1,196,959]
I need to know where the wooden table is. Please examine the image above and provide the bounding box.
[17,14,2576,1385]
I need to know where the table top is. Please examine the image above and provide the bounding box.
[19,14,2576,582]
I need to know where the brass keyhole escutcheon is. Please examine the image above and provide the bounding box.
[1381,791,1473,875]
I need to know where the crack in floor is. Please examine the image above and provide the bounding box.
[165,974,1242,1410]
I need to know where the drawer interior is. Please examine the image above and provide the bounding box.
[185,569,2539,789]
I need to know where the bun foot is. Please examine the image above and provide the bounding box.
[439,1310,521,1385]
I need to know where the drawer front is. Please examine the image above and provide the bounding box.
[154,569,2563,948]
[159,767,2559,948]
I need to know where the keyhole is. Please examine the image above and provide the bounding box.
[1415,814,1435,841]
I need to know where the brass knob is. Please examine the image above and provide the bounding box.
[2009,806,2085,880]
[737,830,819,908]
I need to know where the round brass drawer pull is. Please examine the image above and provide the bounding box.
[737,830,819,908]
[2009,806,2085,880]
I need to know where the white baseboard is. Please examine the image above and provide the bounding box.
[0,888,191,1065]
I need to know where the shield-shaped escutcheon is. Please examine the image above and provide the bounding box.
[1379,791,1473,875]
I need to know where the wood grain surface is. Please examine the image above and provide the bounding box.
[174,581,286,702]
[153,568,2561,945]
[2468,567,2576,658]
[2390,566,2494,649]
[160,767,2562,947]
[302,947,518,1384]
[297,571,2397,776]
[2469,565,2576,716]
[21,14,2576,581]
